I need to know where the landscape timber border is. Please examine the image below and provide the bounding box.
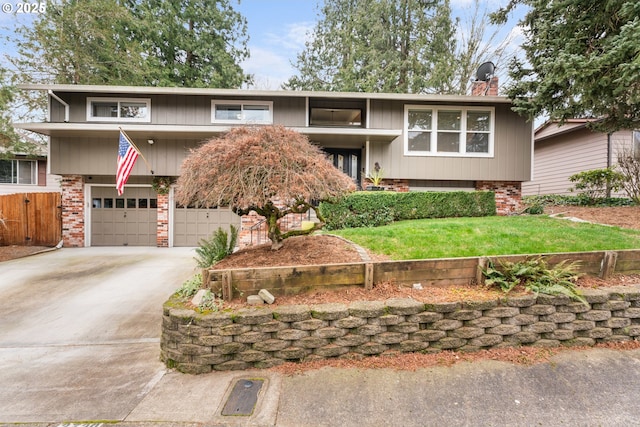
[204,249,640,301]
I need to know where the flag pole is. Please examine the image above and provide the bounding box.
[119,127,155,174]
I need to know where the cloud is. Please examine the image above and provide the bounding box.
[264,21,315,52]
[243,21,316,89]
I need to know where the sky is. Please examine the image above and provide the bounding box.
[0,0,525,90]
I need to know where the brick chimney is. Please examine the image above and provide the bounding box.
[471,76,499,96]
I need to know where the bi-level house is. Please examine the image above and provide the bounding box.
[15,84,532,248]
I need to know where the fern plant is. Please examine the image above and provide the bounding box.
[194,225,238,268]
[483,257,586,304]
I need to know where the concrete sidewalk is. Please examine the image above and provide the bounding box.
[1,248,640,426]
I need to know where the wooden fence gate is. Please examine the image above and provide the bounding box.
[0,192,62,246]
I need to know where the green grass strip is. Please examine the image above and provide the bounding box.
[333,216,640,260]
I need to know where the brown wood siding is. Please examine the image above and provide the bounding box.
[368,103,532,182]
[55,92,309,126]
[50,136,206,176]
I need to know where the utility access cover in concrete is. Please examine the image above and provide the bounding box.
[222,379,264,416]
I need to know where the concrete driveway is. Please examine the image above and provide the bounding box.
[0,247,198,423]
[2,247,640,426]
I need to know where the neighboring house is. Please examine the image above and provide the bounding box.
[0,153,61,195]
[523,119,640,197]
[15,83,532,248]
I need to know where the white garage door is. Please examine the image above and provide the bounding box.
[91,187,157,246]
[173,205,241,247]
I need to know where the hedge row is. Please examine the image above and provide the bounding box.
[318,191,496,230]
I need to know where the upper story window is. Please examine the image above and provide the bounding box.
[211,100,273,124]
[310,108,362,127]
[405,105,494,157]
[0,159,37,185]
[87,97,151,122]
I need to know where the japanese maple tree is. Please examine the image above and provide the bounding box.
[176,126,356,250]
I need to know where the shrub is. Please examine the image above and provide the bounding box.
[617,147,640,204]
[568,168,625,203]
[319,191,496,230]
[194,225,238,268]
[523,194,633,207]
[482,258,586,304]
[176,273,202,298]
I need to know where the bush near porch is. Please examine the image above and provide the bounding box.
[319,191,496,230]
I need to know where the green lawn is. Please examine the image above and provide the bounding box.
[331,215,640,260]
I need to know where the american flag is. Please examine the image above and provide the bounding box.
[116,131,139,196]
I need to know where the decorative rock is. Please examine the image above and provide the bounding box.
[411,330,446,342]
[315,344,350,358]
[349,301,386,318]
[218,324,252,336]
[578,310,611,321]
[191,289,208,306]
[253,320,288,333]
[543,330,574,341]
[446,310,483,321]
[253,358,285,369]
[559,320,595,331]
[539,312,576,324]
[432,319,463,331]
[253,339,290,352]
[197,335,233,346]
[486,324,520,336]
[213,360,251,371]
[432,337,466,350]
[333,316,367,329]
[557,302,590,313]
[484,307,520,318]
[312,327,347,339]
[276,329,309,341]
[462,300,498,310]
[407,312,444,323]
[274,347,311,360]
[593,301,631,311]
[258,289,276,304]
[536,294,572,305]
[423,301,461,313]
[247,295,264,305]
[311,303,350,320]
[576,327,612,339]
[504,295,537,307]
[449,327,485,339]
[386,298,426,315]
[354,324,386,336]
[468,334,503,347]
[372,332,407,345]
[333,334,369,347]
[292,319,328,331]
[397,340,429,352]
[375,314,405,326]
[273,305,310,322]
[465,316,501,328]
[387,322,420,334]
[522,322,556,334]
[233,308,273,325]
[600,318,631,329]
[234,331,271,344]
[521,304,556,315]
[295,337,330,349]
[236,350,269,362]
[502,314,538,326]
[354,342,388,355]
[193,312,233,327]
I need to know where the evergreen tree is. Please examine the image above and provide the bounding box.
[11,0,156,85]
[129,0,251,88]
[11,0,251,88]
[493,0,640,132]
[285,0,457,93]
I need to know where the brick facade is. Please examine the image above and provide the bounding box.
[476,181,522,215]
[60,175,85,247]
[157,193,169,248]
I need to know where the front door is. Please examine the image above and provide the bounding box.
[324,149,361,188]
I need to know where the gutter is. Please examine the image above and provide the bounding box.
[47,90,69,123]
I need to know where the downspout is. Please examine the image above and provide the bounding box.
[48,90,69,123]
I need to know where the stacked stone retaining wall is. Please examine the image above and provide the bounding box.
[161,285,640,374]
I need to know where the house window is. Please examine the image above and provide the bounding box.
[405,105,494,157]
[87,98,151,122]
[0,159,37,185]
[633,130,640,159]
[211,100,273,124]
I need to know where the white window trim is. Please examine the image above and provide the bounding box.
[86,97,151,123]
[211,99,273,124]
[404,104,495,158]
